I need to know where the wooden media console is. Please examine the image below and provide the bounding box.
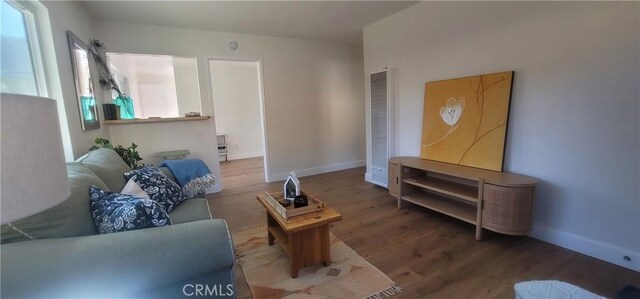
[388,157,537,240]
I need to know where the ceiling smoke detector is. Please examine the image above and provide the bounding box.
[228,41,238,51]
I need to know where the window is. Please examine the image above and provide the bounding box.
[1,0,74,160]
[1,0,47,96]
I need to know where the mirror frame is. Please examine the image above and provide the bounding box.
[67,31,100,130]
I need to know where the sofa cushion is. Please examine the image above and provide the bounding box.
[76,148,131,192]
[90,186,171,234]
[124,166,186,213]
[1,163,106,244]
[120,178,149,199]
[168,198,212,224]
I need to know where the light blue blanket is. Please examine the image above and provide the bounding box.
[159,159,216,198]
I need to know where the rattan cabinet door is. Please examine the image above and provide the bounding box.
[482,184,534,235]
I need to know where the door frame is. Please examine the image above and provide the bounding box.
[206,57,270,183]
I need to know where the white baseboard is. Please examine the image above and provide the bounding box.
[267,160,365,182]
[530,224,639,272]
[227,151,263,161]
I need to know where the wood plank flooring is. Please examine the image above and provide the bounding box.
[208,159,640,298]
[218,157,266,191]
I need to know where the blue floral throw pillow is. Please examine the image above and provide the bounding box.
[89,186,171,234]
[124,166,186,213]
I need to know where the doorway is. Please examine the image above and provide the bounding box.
[209,59,268,189]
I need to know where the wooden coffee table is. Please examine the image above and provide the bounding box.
[256,192,342,278]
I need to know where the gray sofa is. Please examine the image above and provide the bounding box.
[1,149,235,298]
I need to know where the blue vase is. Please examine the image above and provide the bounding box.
[80,95,96,121]
[113,95,135,119]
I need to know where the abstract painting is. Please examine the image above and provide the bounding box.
[420,71,514,172]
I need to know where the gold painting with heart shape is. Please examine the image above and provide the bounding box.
[420,71,514,172]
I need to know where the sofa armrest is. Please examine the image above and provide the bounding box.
[1,219,234,298]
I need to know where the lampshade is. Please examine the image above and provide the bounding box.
[1,93,70,224]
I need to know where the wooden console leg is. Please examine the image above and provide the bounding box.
[320,225,331,266]
[475,226,483,241]
[267,213,276,246]
[268,230,275,246]
[475,180,484,241]
[290,232,302,278]
[291,259,300,278]
[397,165,404,209]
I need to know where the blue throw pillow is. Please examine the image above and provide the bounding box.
[124,166,186,213]
[89,186,172,234]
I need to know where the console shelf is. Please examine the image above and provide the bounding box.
[401,192,476,224]
[403,177,478,203]
[268,225,291,256]
[389,156,537,240]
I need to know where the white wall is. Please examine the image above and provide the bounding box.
[136,73,179,118]
[107,119,218,172]
[174,58,202,116]
[107,54,186,118]
[210,60,263,161]
[364,2,640,271]
[93,20,365,186]
[42,1,111,159]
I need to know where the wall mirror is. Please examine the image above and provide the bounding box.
[106,53,202,119]
[68,31,99,130]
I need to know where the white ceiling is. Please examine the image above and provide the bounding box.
[81,1,417,44]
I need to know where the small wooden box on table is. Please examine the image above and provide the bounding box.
[256,191,342,278]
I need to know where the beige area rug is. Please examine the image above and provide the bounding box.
[232,226,401,299]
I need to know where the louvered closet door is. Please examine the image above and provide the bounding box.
[371,71,388,186]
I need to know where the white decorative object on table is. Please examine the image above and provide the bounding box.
[283,171,300,202]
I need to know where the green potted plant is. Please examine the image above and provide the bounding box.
[89,138,144,169]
